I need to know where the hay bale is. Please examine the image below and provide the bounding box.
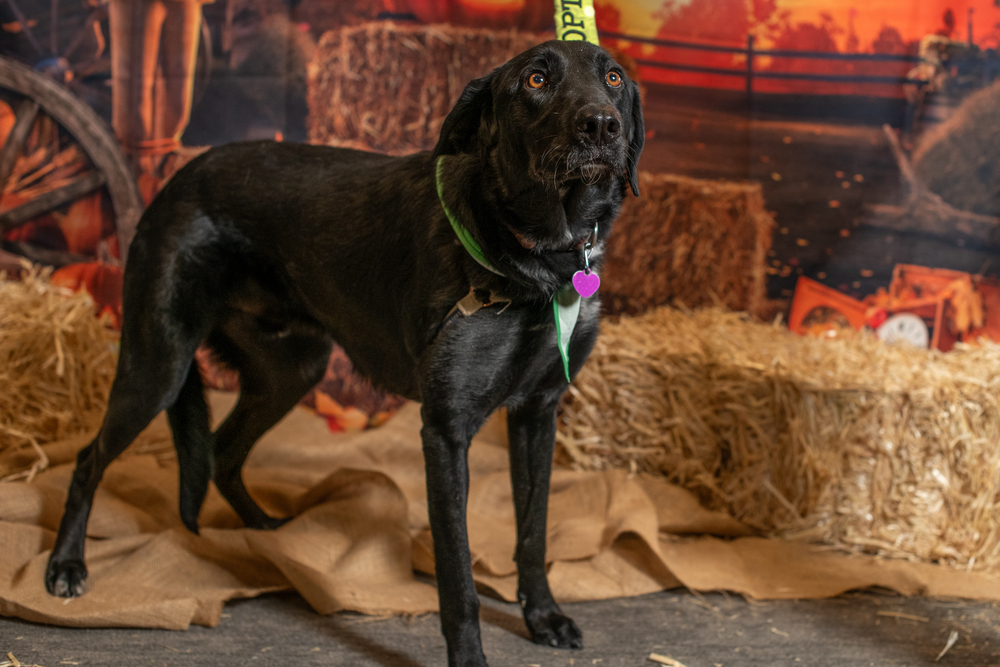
[601,173,775,317]
[558,306,1000,572]
[912,80,1000,216]
[0,265,117,480]
[307,22,543,154]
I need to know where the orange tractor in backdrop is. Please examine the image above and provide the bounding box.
[789,264,1000,351]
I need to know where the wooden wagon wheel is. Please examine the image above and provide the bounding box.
[0,55,142,266]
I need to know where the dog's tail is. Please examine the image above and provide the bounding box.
[166,361,214,534]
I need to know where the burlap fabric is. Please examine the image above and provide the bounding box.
[3,393,1000,630]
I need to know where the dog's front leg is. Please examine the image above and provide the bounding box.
[507,397,583,649]
[421,409,488,667]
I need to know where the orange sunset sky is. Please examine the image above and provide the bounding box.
[608,0,1000,50]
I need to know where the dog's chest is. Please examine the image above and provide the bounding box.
[426,293,601,396]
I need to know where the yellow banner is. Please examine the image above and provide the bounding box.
[553,0,600,45]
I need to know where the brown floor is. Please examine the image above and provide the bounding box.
[4,587,1000,667]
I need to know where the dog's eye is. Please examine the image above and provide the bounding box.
[606,70,623,88]
[527,72,547,89]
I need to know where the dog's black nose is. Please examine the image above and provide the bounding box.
[577,106,622,146]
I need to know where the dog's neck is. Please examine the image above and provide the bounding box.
[435,153,618,301]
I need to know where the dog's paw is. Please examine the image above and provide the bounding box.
[525,607,583,649]
[45,559,88,598]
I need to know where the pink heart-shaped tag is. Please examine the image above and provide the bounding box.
[572,270,601,298]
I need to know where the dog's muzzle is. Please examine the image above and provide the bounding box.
[530,104,627,186]
[567,104,626,182]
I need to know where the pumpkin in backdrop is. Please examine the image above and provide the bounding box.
[406,0,553,30]
[405,0,452,23]
[523,0,556,31]
[0,100,15,147]
[456,0,552,29]
[51,262,124,327]
[0,193,33,242]
[56,193,108,255]
[0,192,64,248]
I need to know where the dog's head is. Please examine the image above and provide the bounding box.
[432,40,644,197]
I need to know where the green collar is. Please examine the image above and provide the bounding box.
[434,156,581,382]
[435,156,503,276]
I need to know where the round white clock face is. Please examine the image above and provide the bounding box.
[876,313,930,349]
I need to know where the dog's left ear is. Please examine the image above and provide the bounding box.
[626,80,644,197]
[432,73,495,158]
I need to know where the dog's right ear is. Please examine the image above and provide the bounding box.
[432,73,495,158]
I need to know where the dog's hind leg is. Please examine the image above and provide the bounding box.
[208,316,332,529]
[507,396,583,649]
[45,334,200,597]
[168,361,213,534]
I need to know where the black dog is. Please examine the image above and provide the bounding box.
[45,39,643,667]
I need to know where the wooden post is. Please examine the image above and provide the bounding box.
[745,34,755,106]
